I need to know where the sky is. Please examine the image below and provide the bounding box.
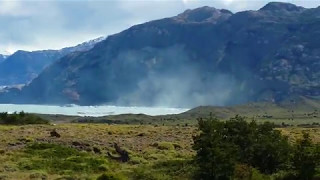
[0,0,319,54]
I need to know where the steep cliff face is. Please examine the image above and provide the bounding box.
[4,3,320,107]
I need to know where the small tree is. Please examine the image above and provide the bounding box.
[193,115,292,179]
[224,115,255,163]
[248,122,291,174]
[292,132,319,180]
[193,117,237,180]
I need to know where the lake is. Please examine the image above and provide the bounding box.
[0,104,189,117]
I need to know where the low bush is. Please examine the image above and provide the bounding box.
[291,132,320,180]
[193,115,320,180]
[0,111,49,125]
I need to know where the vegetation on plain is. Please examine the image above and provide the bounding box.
[0,111,49,125]
[0,113,319,179]
[193,115,320,180]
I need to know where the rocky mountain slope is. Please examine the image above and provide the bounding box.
[2,2,320,107]
[0,37,105,86]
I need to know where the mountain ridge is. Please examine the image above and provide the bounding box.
[1,2,319,107]
[0,37,105,86]
[260,2,305,12]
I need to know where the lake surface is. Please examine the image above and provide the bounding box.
[0,104,189,117]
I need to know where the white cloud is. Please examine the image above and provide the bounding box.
[0,0,318,53]
[0,1,25,16]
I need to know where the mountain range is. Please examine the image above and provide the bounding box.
[0,37,105,86]
[1,2,319,107]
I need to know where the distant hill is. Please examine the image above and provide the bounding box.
[58,95,319,126]
[0,37,105,86]
[70,96,319,125]
[182,96,320,120]
[2,2,320,107]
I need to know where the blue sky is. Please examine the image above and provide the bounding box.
[0,0,319,54]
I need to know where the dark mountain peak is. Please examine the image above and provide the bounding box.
[260,2,305,12]
[174,6,233,23]
[14,50,27,54]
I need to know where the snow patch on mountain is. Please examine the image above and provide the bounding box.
[60,36,106,53]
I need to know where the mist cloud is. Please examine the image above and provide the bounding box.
[113,45,250,108]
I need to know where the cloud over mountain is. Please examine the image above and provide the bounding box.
[1,0,318,53]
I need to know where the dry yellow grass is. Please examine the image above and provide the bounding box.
[278,127,320,143]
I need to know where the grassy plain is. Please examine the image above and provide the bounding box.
[0,96,319,179]
[0,124,196,179]
[0,123,319,179]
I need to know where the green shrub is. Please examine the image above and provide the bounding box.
[247,122,291,174]
[0,112,49,125]
[193,117,237,179]
[271,170,297,180]
[292,132,320,180]
[193,115,292,179]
